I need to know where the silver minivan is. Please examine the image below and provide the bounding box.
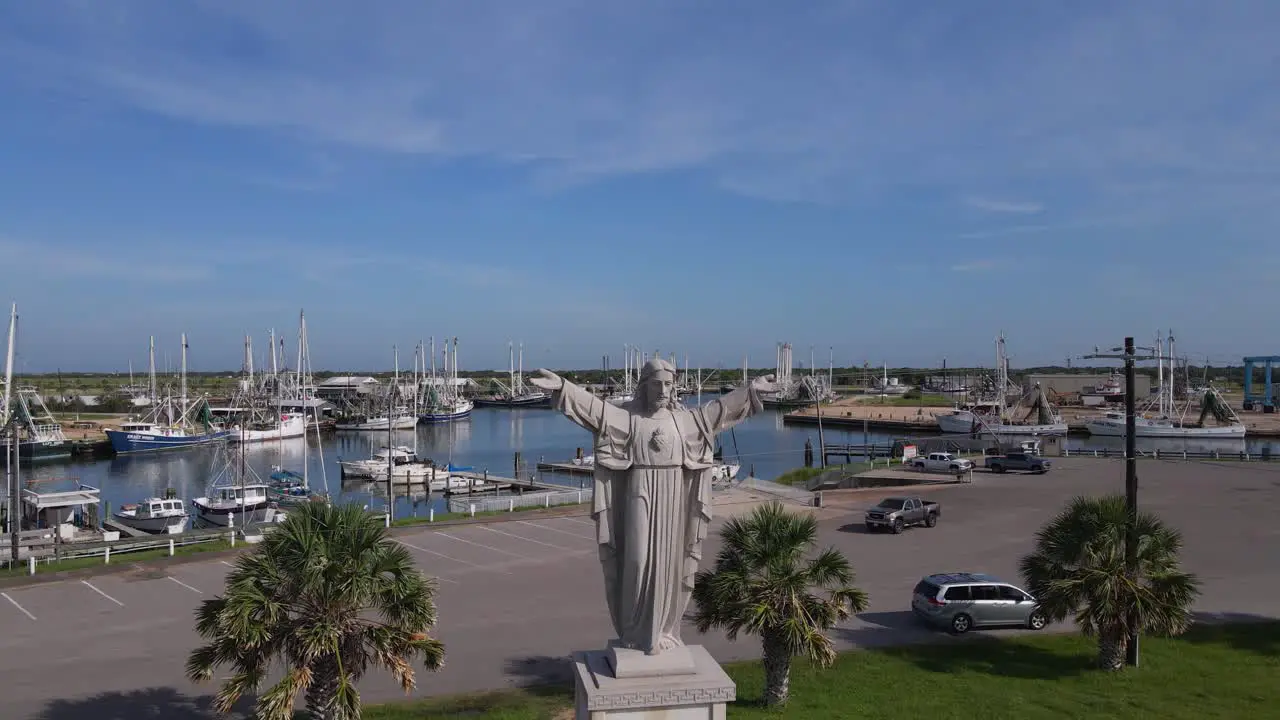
[911,572,1048,634]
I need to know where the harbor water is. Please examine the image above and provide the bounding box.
[14,402,1280,521]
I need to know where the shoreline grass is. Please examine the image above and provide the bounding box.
[361,621,1280,719]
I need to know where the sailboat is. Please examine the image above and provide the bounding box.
[1085,330,1245,438]
[473,342,550,407]
[106,334,231,453]
[936,333,1069,436]
[268,311,332,504]
[419,337,474,422]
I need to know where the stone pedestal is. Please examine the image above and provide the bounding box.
[573,644,735,719]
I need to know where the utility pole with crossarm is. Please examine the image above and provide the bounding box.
[1084,337,1159,667]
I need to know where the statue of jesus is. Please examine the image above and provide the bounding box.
[530,359,775,658]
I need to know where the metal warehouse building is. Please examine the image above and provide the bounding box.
[1023,373,1152,397]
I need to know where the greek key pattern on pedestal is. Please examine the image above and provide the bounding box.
[588,685,736,710]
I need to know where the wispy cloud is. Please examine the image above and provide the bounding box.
[956,224,1054,241]
[0,237,212,283]
[950,259,998,273]
[3,0,1278,212]
[963,196,1044,214]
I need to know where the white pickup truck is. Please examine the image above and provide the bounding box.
[911,452,974,474]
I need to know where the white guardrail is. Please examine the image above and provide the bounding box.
[447,488,594,515]
[0,524,272,577]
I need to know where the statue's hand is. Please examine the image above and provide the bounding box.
[750,373,779,394]
[528,368,565,393]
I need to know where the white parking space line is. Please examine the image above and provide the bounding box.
[434,531,530,559]
[219,560,234,567]
[82,580,124,607]
[562,518,594,527]
[1,592,36,621]
[167,576,203,594]
[399,539,508,575]
[482,525,575,552]
[518,520,595,541]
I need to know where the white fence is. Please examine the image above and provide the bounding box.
[447,488,593,515]
[0,527,240,576]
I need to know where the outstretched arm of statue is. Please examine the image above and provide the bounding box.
[529,368,605,433]
[699,374,777,434]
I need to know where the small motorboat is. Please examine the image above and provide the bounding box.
[114,494,189,535]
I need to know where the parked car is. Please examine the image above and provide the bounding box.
[911,572,1048,634]
[984,452,1051,474]
[864,496,940,533]
[910,452,974,474]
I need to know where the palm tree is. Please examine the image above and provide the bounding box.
[186,501,445,720]
[691,501,868,706]
[1019,494,1200,671]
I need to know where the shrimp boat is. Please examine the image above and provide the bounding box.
[114,492,189,534]
[418,337,474,422]
[1084,331,1245,438]
[334,408,418,431]
[935,334,1068,436]
[105,335,230,453]
[227,412,307,443]
[473,342,550,408]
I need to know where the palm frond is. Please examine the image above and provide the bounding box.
[693,502,867,669]
[188,499,445,717]
[1020,493,1201,643]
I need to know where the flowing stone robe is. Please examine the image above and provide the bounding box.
[551,380,764,655]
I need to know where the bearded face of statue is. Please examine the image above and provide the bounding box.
[640,372,676,413]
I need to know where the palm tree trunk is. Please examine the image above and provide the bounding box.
[1097,626,1128,671]
[305,655,341,720]
[761,629,791,706]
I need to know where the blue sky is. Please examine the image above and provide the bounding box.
[2,1,1278,373]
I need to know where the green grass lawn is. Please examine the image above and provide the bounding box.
[364,622,1280,719]
[771,466,831,486]
[0,539,234,578]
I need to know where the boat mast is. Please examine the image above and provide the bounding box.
[387,345,394,522]
[995,332,1008,421]
[148,336,157,408]
[508,341,515,398]
[1155,330,1165,417]
[4,304,17,546]
[180,333,189,427]
[518,342,525,395]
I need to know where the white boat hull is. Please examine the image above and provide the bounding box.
[227,414,307,443]
[335,416,418,431]
[192,499,271,526]
[113,511,189,534]
[1084,418,1247,438]
[937,411,1068,436]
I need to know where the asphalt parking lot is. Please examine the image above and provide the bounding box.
[2,457,1278,719]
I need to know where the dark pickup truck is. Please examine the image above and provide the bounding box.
[984,452,1052,474]
[864,496,941,533]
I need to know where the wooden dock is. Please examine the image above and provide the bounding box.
[102,518,147,538]
[446,471,577,494]
[536,461,593,476]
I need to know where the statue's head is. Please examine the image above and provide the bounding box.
[636,358,679,413]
